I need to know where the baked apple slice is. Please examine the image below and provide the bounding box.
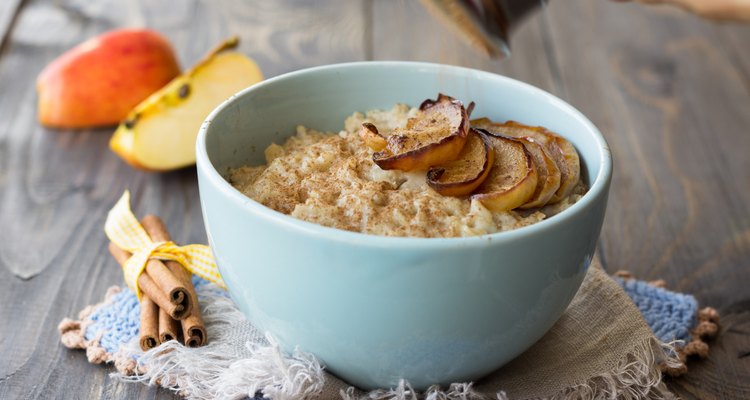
[359,122,387,151]
[472,118,579,204]
[372,94,469,171]
[426,129,494,197]
[471,129,538,211]
[546,133,581,203]
[512,137,560,209]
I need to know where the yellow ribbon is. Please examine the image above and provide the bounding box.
[104,191,225,297]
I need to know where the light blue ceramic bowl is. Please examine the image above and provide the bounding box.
[196,62,612,390]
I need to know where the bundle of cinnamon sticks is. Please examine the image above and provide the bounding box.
[108,215,207,351]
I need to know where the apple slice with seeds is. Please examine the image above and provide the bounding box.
[472,118,579,204]
[471,129,538,211]
[426,128,494,197]
[111,37,263,170]
[371,94,469,171]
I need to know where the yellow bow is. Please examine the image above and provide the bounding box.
[104,191,225,297]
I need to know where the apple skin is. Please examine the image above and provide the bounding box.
[36,28,180,129]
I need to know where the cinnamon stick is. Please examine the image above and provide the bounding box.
[172,256,207,347]
[108,242,188,319]
[158,307,181,343]
[139,295,159,351]
[181,314,207,347]
[145,257,188,307]
[141,215,208,347]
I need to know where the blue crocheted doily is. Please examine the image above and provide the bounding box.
[84,277,226,353]
[614,277,697,344]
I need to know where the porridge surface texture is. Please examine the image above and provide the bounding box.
[228,104,584,238]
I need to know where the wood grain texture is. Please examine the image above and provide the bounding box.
[0,0,748,399]
[0,0,25,50]
[371,0,562,94]
[0,0,365,399]
[534,3,750,398]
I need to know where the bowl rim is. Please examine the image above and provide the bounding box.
[196,61,612,248]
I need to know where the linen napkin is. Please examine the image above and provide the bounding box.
[59,260,718,399]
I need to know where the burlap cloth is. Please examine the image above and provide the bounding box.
[60,259,718,399]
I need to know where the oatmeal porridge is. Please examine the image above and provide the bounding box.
[228,101,585,238]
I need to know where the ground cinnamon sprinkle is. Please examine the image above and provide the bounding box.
[228,104,584,238]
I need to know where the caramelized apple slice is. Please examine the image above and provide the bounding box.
[372,94,469,171]
[427,129,494,197]
[359,122,387,151]
[546,134,580,203]
[472,118,579,204]
[513,137,561,209]
[471,129,538,211]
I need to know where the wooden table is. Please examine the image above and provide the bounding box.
[1,0,748,398]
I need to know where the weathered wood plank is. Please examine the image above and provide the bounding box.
[716,24,750,91]
[371,0,562,95]
[190,0,367,77]
[0,1,192,398]
[537,1,750,399]
[0,0,24,52]
[0,0,366,399]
